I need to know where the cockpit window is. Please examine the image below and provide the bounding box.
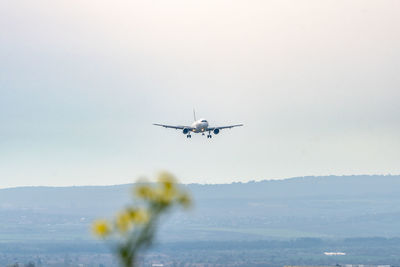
[201,120,207,123]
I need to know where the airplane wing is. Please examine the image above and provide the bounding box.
[153,123,192,130]
[207,124,244,131]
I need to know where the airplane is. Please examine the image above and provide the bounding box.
[153,110,243,138]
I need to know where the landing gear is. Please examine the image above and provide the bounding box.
[207,134,212,138]
[186,134,191,138]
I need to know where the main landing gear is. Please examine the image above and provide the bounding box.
[207,132,212,138]
[186,134,191,138]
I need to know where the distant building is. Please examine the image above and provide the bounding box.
[324,252,346,256]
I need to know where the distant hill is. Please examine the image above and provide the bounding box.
[1,175,400,242]
[189,174,400,198]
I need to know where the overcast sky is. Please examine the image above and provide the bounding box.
[1,0,399,187]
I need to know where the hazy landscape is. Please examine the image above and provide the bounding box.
[1,175,400,266]
[2,0,400,266]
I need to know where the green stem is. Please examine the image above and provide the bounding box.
[120,204,166,267]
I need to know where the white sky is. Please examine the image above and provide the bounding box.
[1,0,399,187]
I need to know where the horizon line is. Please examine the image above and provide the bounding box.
[1,174,398,190]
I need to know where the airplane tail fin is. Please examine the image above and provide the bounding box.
[193,109,197,122]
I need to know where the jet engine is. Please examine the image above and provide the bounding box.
[213,129,220,135]
[183,128,189,134]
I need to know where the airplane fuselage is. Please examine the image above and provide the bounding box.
[191,118,209,133]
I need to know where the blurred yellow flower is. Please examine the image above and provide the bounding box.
[135,185,155,200]
[116,211,133,233]
[157,172,176,191]
[92,172,192,267]
[154,187,177,205]
[128,208,150,224]
[92,220,111,238]
[177,192,192,209]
